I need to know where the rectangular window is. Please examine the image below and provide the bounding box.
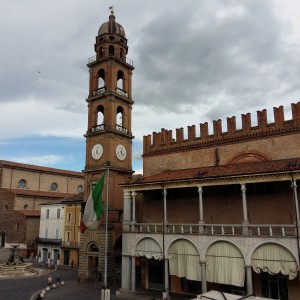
[55,228,59,239]
[45,228,48,238]
[46,209,50,219]
[66,231,70,242]
[67,212,71,225]
[57,208,61,219]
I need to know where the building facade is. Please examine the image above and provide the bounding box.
[37,203,65,265]
[78,9,134,283]
[121,103,300,300]
[0,160,84,256]
[0,160,84,211]
[60,195,83,267]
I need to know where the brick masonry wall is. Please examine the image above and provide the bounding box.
[143,133,300,176]
[136,182,295,225]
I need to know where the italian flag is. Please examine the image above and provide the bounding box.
[81,174,105,233]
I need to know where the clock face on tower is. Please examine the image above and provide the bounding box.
[116,144,127,161]
[91,144,103,160]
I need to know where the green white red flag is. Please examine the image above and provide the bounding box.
[81,174,105,233]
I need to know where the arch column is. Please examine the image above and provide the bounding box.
[164,259,169,294]
[131,191,136,224]
[200,261,207,293]
[123,190,131,232]
[291,180,300,226]
[121,255,131,290]
[241,184,249,235]
[198,186,205,234]
[245,265,253,295]
[131,256,136,291]
[163,187,168,224]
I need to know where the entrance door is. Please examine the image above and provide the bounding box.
[53,249,59,264]
[64,250,70,265]
[42,248,48,263]
[0,232,5,248]
[148,259,164,290]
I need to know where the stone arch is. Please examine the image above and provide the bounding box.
[250,242,298,280]
[203,238,246,262]
[206,240,245,287]
[117,70,125,90]
[134,237,162,260]
[226,150,271,165]
[97,69,105,88]
[167,238,201,281]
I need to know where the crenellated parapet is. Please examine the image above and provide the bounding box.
[143,102,300,156]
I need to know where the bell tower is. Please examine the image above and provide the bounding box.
[84,9,134,209]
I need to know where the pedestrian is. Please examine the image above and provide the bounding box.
[48,276,52,286]
[56,275,61,285]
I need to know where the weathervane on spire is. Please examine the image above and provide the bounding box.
[109,5,115,14]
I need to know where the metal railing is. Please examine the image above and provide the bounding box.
[61,241,79,248]
[128,223,296,237]
[35,238,62,245]
[88,54,133,67]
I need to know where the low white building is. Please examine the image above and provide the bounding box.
[37,203,65,265]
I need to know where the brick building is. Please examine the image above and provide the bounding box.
[0,160,84,255]
[78,9,133,283]
[121,103,300,300]
[60,193,84,267]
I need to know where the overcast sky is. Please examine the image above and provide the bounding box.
[1,0,300,174]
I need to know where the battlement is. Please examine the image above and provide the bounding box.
[143,102,300,156]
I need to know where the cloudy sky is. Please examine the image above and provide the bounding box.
[1,0,300,174]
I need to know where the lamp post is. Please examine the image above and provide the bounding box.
[102,161,110,300]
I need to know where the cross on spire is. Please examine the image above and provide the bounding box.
[109,5,115,14]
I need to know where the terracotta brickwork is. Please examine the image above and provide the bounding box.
[143,103,300,176]
[0,188,26,244]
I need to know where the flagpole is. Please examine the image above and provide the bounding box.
[103,161,110,298]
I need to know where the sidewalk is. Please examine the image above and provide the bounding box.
[32,281,162,300]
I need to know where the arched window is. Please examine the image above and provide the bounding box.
[116,106,123,126]
[18,179,26,189]
[97,105,104,125]
[99,47,104,58]
[77,185,83,193]
[109,45,114,56]
[98,69,105,88]
[51,183,58,191]
[120,48,124,59]
[117,70,124,90]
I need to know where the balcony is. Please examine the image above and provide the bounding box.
[115,124,128,134]
[91,124,104,133]
[93,87,105,96]
[116,87,128,98]
[35,238,62,245]
[127,223,296,238]
[88,54,133,67]
[61,241,79,248]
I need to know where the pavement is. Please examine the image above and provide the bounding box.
[29,267,193,300]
